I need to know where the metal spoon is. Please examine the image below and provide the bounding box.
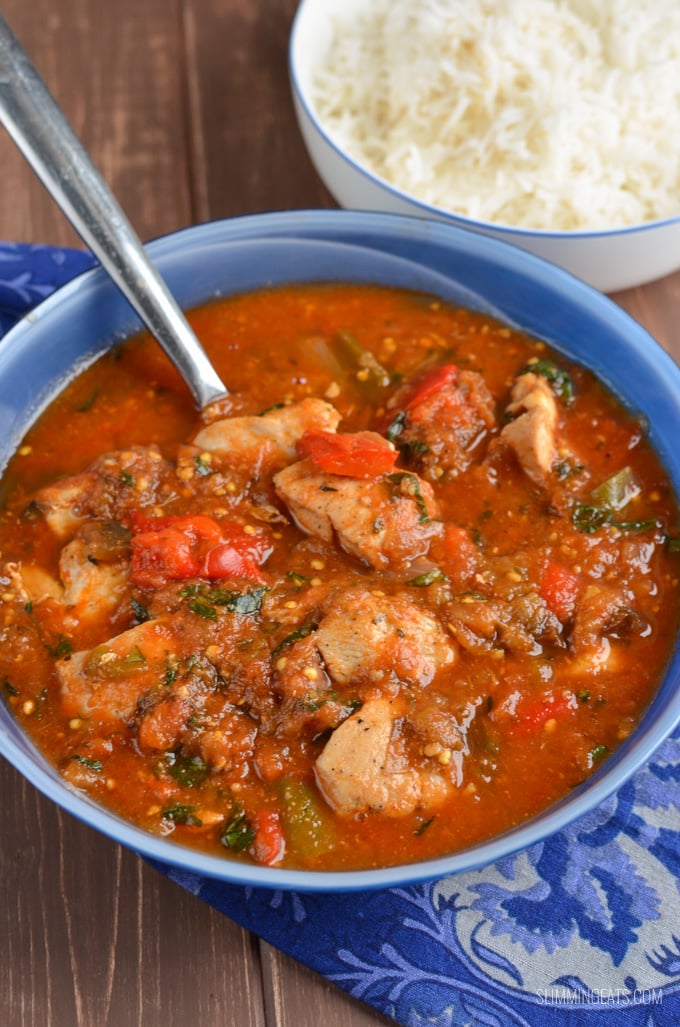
[0,14,228,410]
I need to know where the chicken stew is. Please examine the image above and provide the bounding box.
[1,283,678,871]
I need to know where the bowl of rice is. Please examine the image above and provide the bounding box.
[289,0,680,292]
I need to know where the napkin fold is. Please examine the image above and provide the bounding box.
[3,241,679,1027]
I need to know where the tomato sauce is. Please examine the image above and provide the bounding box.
[0,283,678,872]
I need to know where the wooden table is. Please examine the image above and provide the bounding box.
[0,2,678,1025]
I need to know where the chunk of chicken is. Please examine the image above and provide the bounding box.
[32,472,97,540]
[273,460,442,570]
[192,398,341,477]
[3,521,131,636]
[59,538,128,624]
[501,372,557,486]
[315,698,452,817]
[33,446,169,539]
[57,617,184,722]
[314,588,454,687]
[3,561,63,604]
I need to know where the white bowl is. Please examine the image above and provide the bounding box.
[289,0,680,293]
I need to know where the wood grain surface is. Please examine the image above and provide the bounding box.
[0,2,678,1025]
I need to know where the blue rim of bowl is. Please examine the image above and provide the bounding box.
[1,209,680,893]
[288,1,680,242]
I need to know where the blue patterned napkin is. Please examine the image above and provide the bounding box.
[2,242,680,1027]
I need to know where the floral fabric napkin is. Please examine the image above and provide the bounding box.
[3,241,679,1027]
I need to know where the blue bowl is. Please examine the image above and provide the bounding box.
[1,210,680,892]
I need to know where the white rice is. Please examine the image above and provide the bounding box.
[312,0,680,230]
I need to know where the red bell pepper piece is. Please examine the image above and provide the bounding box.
[540,561,581,621]
[431,524,477,586]
[129,513,269,588]
[400,363,459,411]
[375,363,459,434]
[129,512,223,543]
[297,430,397,478]
[509,693,576,736]
[130,525,201,587]
[249,810,285,866]
[201,541,267,583]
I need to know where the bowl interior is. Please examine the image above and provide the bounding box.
[2,209,680,891]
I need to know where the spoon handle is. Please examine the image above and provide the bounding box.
[0,14,228,409]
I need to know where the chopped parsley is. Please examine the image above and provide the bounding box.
[180,585,267,620]
[71,754,103,772]
[588,743,610,765]
[271,621,318,659]
[220,806,255,852]
[228,589,268,615]
[414,816,435,836]
[572,503,659,535]
[555,459,585,481]
[163,659,178,686]
[130,597,150,623]
[407,567,446,587]
[402,439,430,460]
[258,402,285,416]
[387,472,432,522]
[76,387,99,412]
[571,504,612,534]
[302,689,338,712]
[384,411,430,461]
[287,571,310,587]
[572,467,659,535]
[613,518,659,534]
[47,635,73,659]
[185,596,218,620]
[520,358,574,401]
[165,751,209,788]
[385,411,407,443]
[195,454,212,476]
[161,804,202,827]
